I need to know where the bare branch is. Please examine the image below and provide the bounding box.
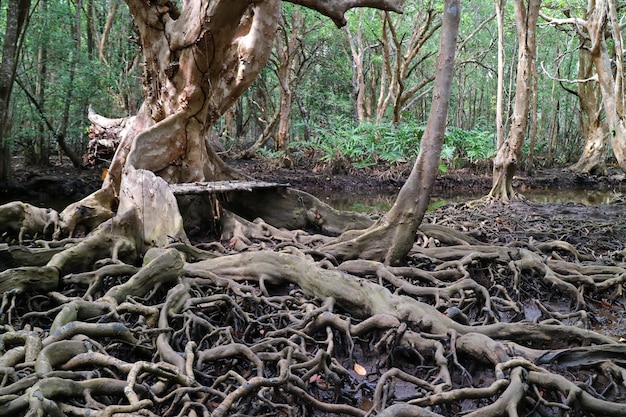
[540,61,598,84]
[539,10,588,38]
[283,0,403,27]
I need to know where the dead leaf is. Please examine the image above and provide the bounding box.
[354,363,367,376]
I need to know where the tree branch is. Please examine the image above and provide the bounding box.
[283,0,403,27]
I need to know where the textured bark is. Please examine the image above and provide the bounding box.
[347,11,368,122]
[569,38,607,175]
[323,0,460,265]
[58,0,402,238]
[588,0,626,172]
[0,0,31,182]
[494,0,506,149]
[540,2,624,173]
[489,0,541,201]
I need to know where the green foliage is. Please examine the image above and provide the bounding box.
[442,128,496,165]
[0,0,590,172]
[5,0,142,164]
[289,116,496,172]
[296,116,424,169]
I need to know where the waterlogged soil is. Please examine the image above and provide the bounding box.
[2,157,626,367]
[4,156,626,206]
[4,156,626,259]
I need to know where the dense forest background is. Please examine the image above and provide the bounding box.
[0,0,613,177]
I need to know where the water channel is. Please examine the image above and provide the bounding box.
[323,187,623,213]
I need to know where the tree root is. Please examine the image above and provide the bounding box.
[1,187,626,416]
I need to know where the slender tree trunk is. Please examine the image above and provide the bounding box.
[32,0,50,166]
[346,10,367,123]
[324,0,460,265]
[526,62,538,175]
[489,0,541,201]
[275,9,304,151]
[296,94,312,142]
[0,0,31,181]
[56,0,85,168]
[494,0,506,149]
[606,0,625,171]
[98,0,119,64]
[375,14,392,122]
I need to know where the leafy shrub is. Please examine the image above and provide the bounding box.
[442,128,496,166]
[290,117,495,171]
[294,116,424,169]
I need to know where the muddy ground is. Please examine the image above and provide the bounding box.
[4,156,626,205]
[3,156,626,260]
[2,157,626,415]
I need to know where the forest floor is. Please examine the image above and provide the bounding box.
[4,155,626,264]
[5,156,626,207]
[2,156,626,415]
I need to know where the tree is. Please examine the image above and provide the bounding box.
[0,0,32,181]
[567,38,608,175]
[3,2,626,417]
[489,0,541,200]
[242,5,320,157]
[494,0,507,149]
[322,0,460,265]
[541,0,626,174]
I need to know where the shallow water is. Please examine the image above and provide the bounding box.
[324,188,622,213]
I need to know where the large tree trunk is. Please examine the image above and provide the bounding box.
[59,0,281,231]
[588,0,626,172]
[323,0,460,265]
[58,0,403,239]
[489,0,541,201]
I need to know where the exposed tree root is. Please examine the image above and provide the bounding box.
[1,184,626,416]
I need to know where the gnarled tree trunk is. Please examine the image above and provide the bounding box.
[59,0,403,237]
[568,35,607,175]
[588,0,626,172]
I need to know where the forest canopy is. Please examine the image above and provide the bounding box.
[0,0,615,174]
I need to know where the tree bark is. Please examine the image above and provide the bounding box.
[489,0,541,201]
[346,10,368,123]
[323,0,460,265]
[568,38,607,175]
[0,0,32,182]
[58,0,404,236]
[494,0,507,150]
[588,0,626,172]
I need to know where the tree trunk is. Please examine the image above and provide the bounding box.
[494,0,507,149]
[346,10,368,123]
[275,9,304,151]
[587,0,626,172]
[323,0,460,265]
[526,61,538,175]
[489,0,541,201]
[56,0,86,168]
[568,38,607,175]
[0,0,31,182]
[59,0,403,237]
[30,0,50,166]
